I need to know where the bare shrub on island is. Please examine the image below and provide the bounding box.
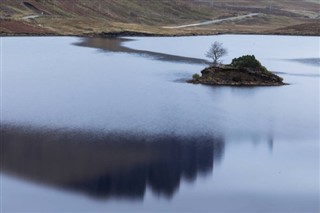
[206,41,228,66]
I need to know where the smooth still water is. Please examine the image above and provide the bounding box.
[1,35,319,213]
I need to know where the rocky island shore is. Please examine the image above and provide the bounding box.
[189,55,285,86]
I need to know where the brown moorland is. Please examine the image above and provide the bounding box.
[0,0,319,36]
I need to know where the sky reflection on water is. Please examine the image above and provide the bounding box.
[1,35,319,212]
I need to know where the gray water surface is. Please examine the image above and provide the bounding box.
[1,35,319,212]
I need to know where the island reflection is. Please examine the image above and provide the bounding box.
[1,124,224,200]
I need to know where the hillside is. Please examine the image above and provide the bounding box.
[1,0,319,36]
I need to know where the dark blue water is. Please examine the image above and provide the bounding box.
[1,35,319,212]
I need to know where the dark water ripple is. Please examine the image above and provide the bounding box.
[286,58,320,67]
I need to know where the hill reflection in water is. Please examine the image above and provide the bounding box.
[1,124,224,200]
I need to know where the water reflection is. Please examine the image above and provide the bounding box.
[75,37,209,65]
[1,124,224,200]
[285,58,320,67]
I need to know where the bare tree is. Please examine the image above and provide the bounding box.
[206,42,228,66]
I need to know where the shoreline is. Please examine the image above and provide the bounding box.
[1,30,319,38]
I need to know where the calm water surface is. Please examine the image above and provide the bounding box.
[1,35,319,212]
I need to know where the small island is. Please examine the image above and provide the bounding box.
[189,42,285,86]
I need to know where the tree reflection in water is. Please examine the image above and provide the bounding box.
[1,124,224,200]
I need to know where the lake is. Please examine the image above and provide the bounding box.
[1,35,319,212]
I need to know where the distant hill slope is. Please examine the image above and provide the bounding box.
[1,0,319,36]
